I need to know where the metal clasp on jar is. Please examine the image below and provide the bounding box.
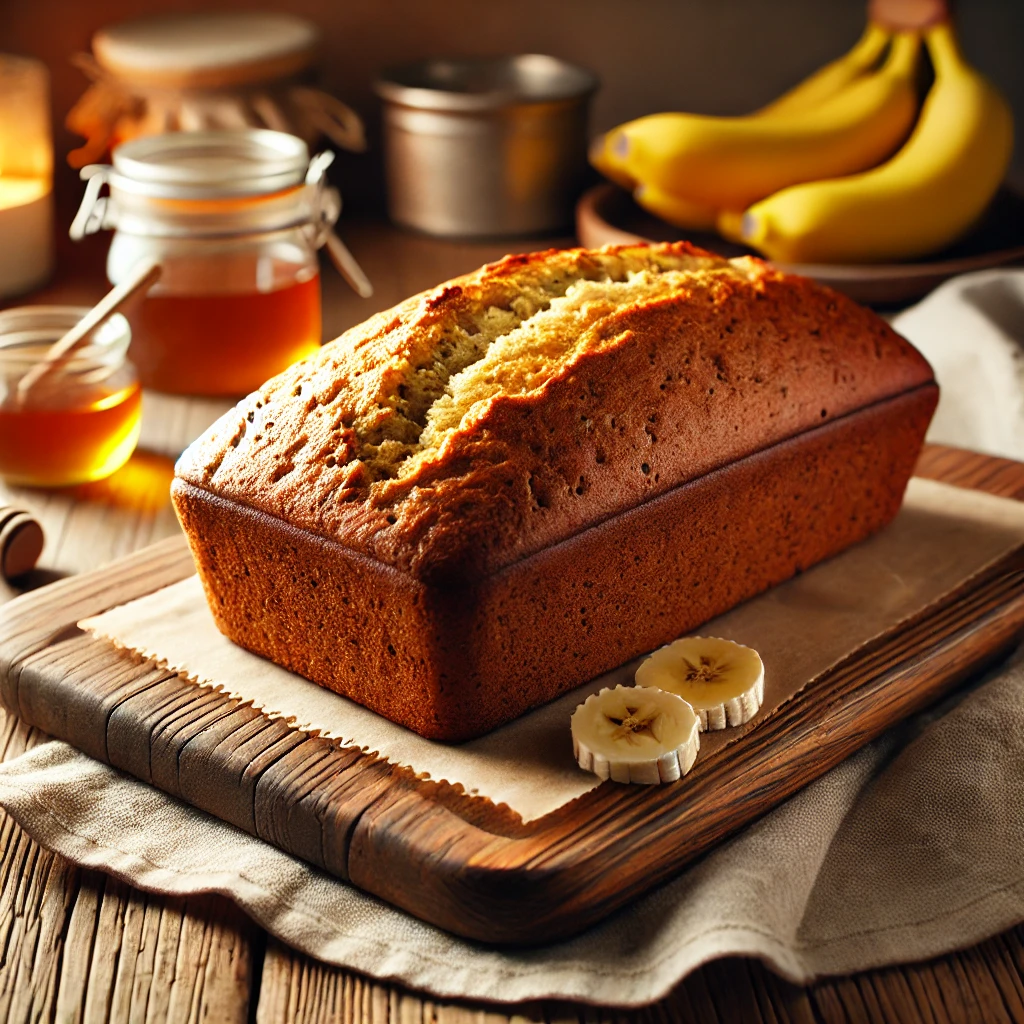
[69,166,114,240]
[69,132,371,297]
[304,150,372,298]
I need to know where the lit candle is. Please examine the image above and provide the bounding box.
[0,56,54,298]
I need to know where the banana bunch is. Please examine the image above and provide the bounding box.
[592,20,1013,264]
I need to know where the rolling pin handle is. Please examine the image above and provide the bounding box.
[0,506,45,581]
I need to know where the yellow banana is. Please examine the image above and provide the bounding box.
[756,21,891,116]
[590,21,892,187]
[590,22,895,230]
[605,32,920,212]
[590,133,722,229]
[590,133,720,228]
[631,183,719,232]
[727,23,1014,264]
[589,134,637,191]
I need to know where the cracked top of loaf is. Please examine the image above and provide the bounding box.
[174,242,935,583]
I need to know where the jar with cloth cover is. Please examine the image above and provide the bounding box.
[65,11,365,168]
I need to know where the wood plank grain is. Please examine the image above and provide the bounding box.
[252,739,394,880]
[249,927,1024,1024]
[0,533,193,681]
[0,707,258,1024]
[915,445,1024,501]
[986,932,1024,1018]
[15,641,180,764]
[1,440,245,1021]
[253,944,832,1024]
[745,960,816,1024]
[0,450,181,586]
[0,812,73,1024]
[178,713,309,836]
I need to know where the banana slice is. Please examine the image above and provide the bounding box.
[571,684,700,785]
[635,636,764,731]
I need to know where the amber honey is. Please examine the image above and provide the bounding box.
[0,307,141,488]
[0,383,142,487]
[127,274,322,396]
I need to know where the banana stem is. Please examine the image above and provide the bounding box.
[883,31,921,77]
[924,22,963,77]
[849,21,895,69]
[868,0,949,31]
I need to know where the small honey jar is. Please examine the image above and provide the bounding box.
[70,130,347,397]
[0,307,140,487]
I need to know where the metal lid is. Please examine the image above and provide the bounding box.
[374,54,599,113]
[93,12,319,88]
[110,130,311,199]
[70,134,340,241]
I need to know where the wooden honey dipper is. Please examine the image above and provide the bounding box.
[0,505,44,582]
[15,259,161,402]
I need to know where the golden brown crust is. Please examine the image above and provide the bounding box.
[176,243,933,583]
[173,385,937,740]
[172,242,938,739]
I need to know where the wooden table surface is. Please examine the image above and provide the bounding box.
[2,221,1024,1023]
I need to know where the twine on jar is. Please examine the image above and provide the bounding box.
[66,52,366,168]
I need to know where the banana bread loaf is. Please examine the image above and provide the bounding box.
[172,242,937,740]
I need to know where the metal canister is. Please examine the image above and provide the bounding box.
[374,55,598,238]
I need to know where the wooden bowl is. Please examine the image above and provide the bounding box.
[576,183,1024,307]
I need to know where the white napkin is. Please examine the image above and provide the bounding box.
[892,269,1024,460]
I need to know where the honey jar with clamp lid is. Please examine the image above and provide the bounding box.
[70,129,365,397]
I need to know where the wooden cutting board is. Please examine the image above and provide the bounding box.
[1,445,1022,946]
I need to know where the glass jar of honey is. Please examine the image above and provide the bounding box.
[0,307,141,486]
[70,130,342,397]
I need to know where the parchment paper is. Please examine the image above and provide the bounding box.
[80,477,1024,822]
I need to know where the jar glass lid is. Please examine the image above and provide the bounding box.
[110,129,311,198]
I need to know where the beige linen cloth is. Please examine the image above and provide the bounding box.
[0,477,1022,1006]
[893,268,1024,461]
